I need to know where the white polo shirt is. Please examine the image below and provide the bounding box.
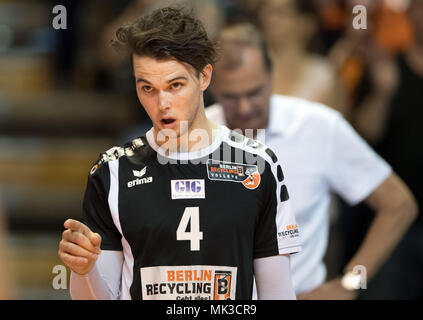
[206,94,392,294]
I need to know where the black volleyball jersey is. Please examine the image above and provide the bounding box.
[83,125,301,300]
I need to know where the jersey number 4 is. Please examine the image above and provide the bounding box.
[176,207,203,251]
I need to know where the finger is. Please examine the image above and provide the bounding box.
[64,219,95,240]
[62,228,101,252]
[59,240,99,261]
[64,219,87,234]
[59,250,88,266]
[90,233,102,247]
[65,230,101,254]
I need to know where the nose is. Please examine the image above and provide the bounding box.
[238,96,252,116]
[158,91,171,112]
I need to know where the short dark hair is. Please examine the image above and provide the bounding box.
[217,23,273,73]
[112,6,219,75]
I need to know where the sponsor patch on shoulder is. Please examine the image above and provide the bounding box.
[206,159,261,190]
[278,224,300,240]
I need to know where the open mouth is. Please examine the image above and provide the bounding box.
[161,118,176,125]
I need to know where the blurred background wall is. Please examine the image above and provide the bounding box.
[0,0,421,299]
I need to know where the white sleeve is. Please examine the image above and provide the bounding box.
[70,250,123,300]
[327,114,392,205]
[254,254,296,300]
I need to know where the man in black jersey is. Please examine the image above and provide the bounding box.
[58,7,301,300]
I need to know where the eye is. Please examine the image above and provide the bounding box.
[142,86,153,93]
[171,82,182,90]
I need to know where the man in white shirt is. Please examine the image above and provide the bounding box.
[206,23,418,299]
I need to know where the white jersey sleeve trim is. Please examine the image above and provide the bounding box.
[221,129,302,255]
[108,160,135,300]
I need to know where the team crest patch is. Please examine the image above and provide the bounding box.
[206,159,261,190]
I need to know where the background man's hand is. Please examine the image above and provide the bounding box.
[297,278,358,300]
[58,219,102,275]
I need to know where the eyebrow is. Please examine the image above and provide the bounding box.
[136,76,188,84]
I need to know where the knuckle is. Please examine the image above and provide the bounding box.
[74,232,82,243]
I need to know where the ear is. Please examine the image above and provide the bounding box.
[199,64,213,92]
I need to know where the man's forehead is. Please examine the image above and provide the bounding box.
[133,55,194,79]
[214,51,269,92]
[215,47,267,78]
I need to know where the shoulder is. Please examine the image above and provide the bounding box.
[271,94,343,132]
[273,94,340,118]
[219,128,286,197]
[89,137,146,176]
[220,126,281,172]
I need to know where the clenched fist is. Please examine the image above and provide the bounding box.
[58,219,102,275]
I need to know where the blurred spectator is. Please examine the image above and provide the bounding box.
[329,0,414,117]
[312,0,349,54]
[97,0,224,70]
[96,0,153,72]
[341,0,423,299]
[0,194,14,299]
[246,0,348,114]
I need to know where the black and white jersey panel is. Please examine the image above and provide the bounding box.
[83,125,301,300]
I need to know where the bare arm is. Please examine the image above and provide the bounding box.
[298,175,417,300]
[344,172,418,280]
[254,254,296,300]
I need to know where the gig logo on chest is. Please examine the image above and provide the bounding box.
[171,180,205,199]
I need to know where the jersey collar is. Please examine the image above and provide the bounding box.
[145,125,225,161]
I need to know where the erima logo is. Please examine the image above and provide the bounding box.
[128,167,153,188]
[171,179,205,199]
[133,167,147,177]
